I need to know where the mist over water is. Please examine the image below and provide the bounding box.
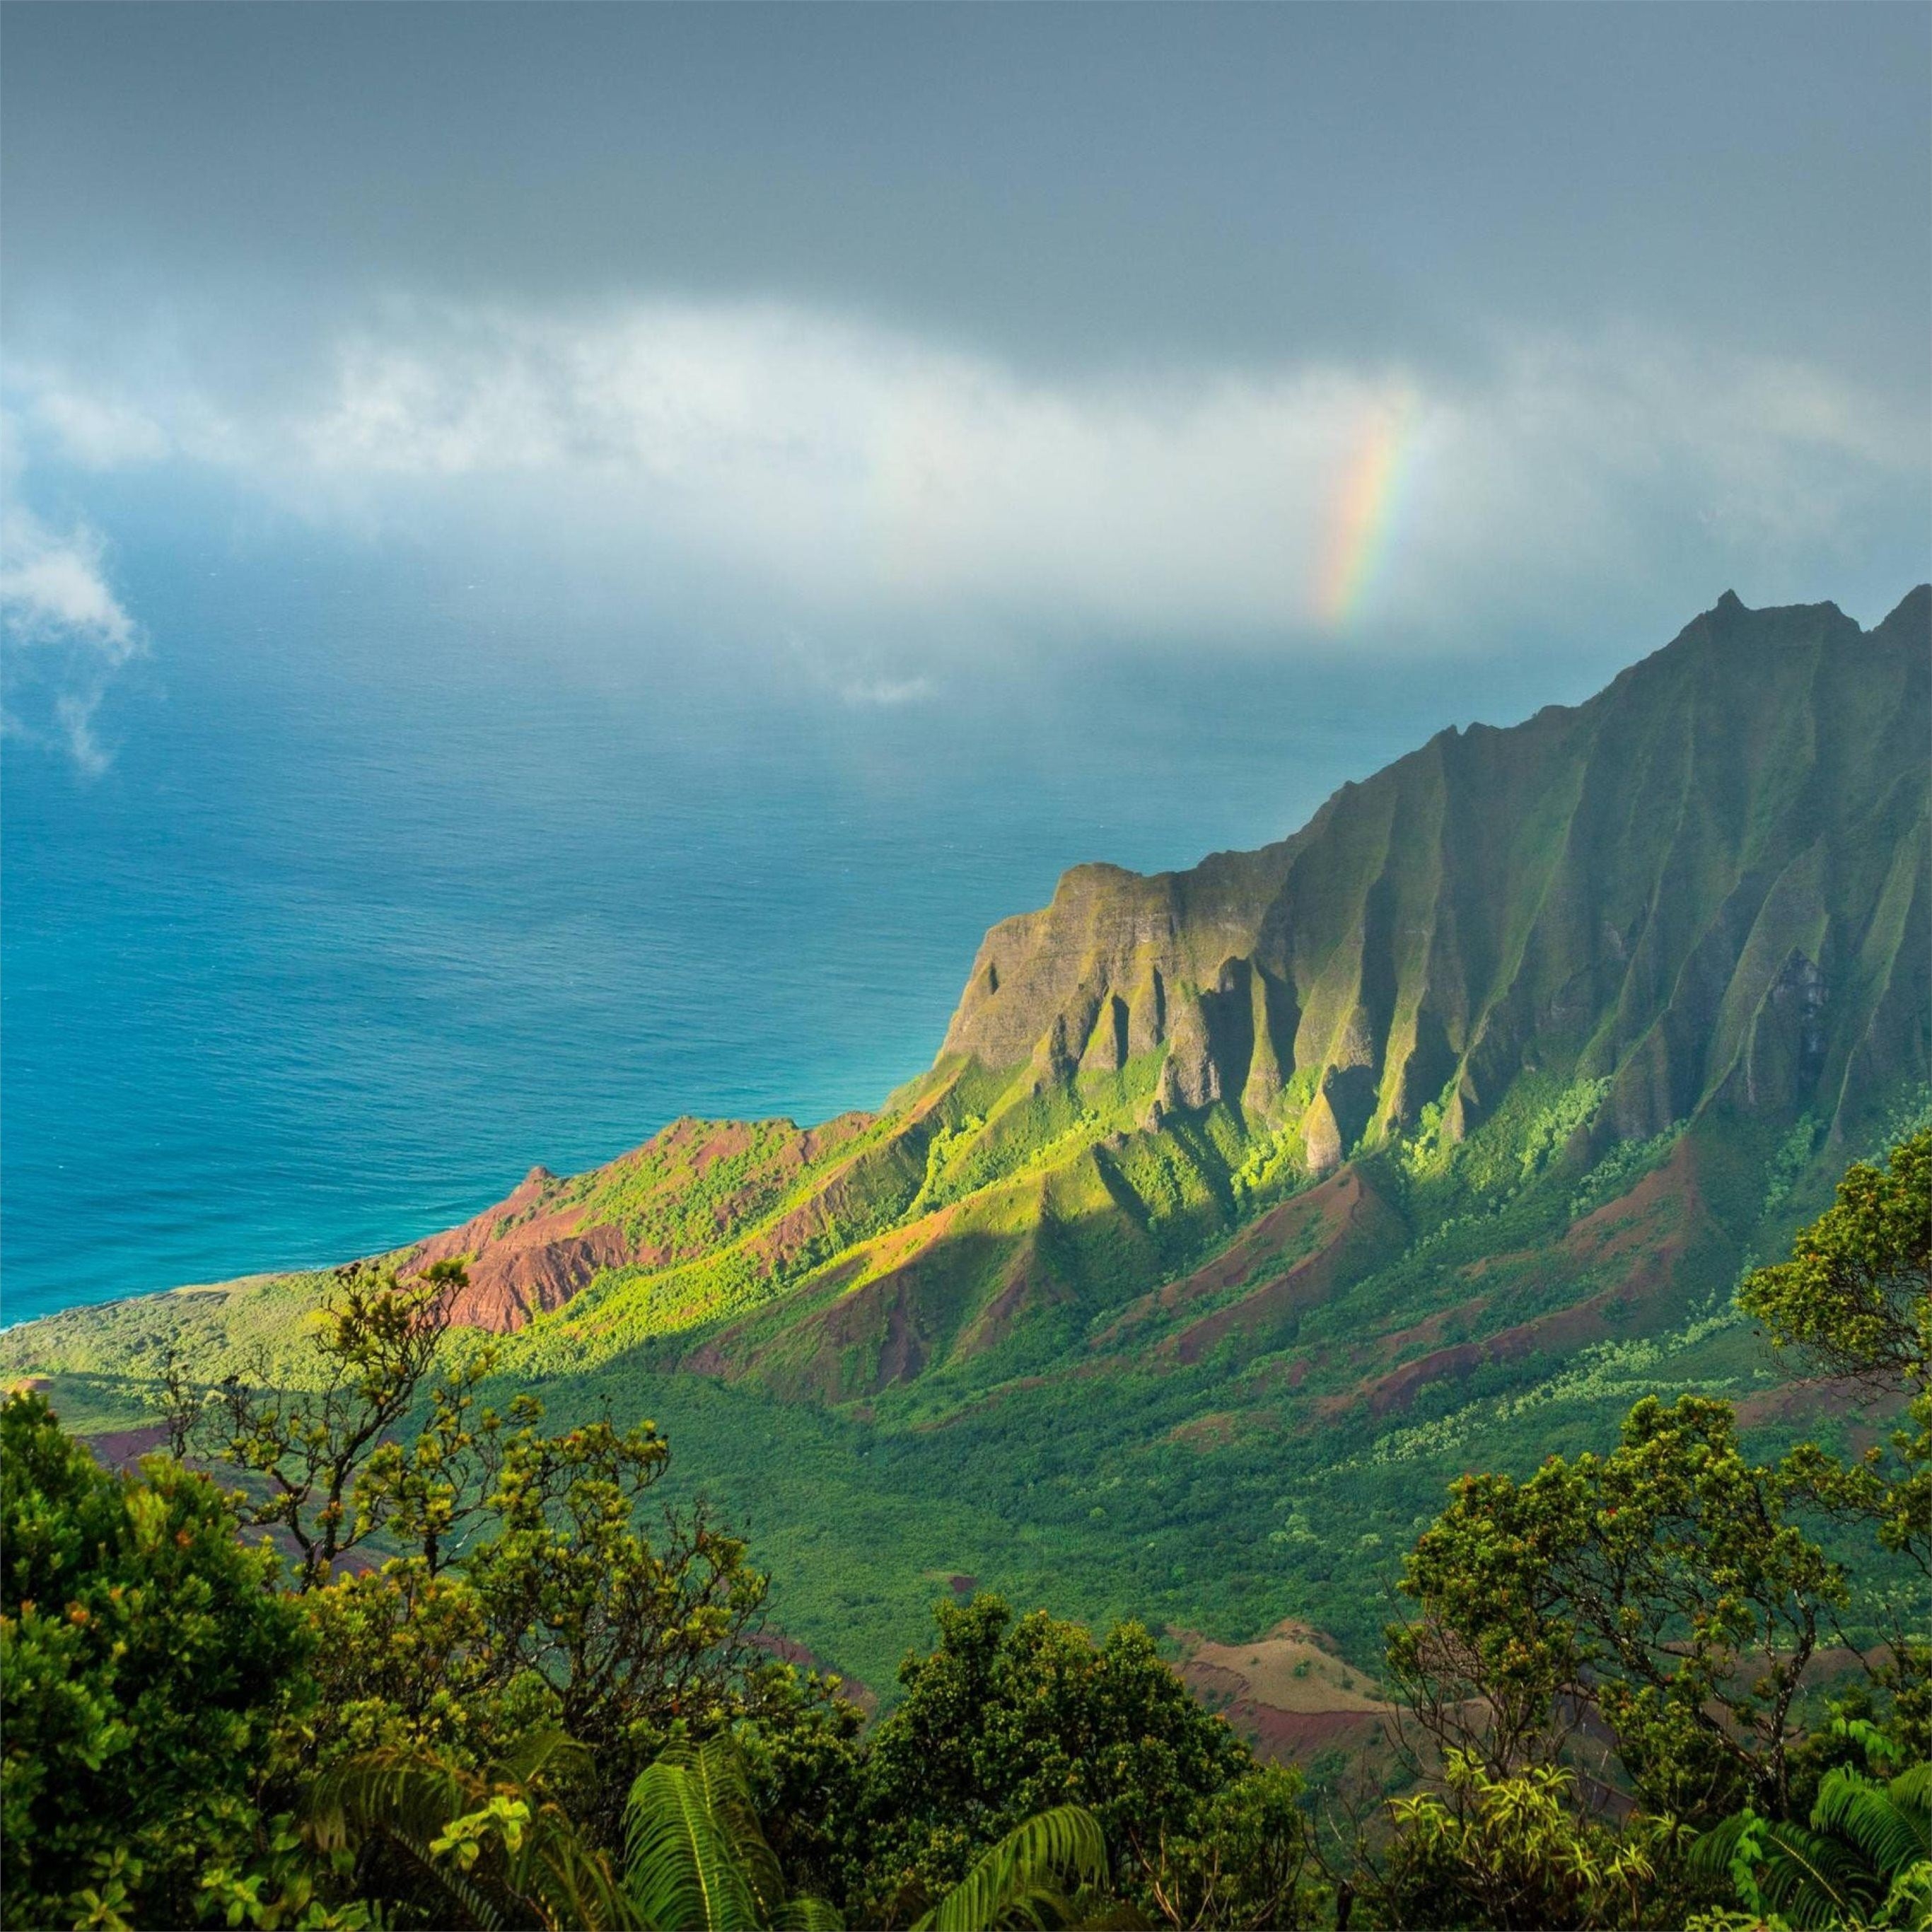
[2,523,1627,1326]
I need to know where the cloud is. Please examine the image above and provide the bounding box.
[28,385,170,470]
[839,675,936,709]
[1,442,145,774]
[6,299,1922,670]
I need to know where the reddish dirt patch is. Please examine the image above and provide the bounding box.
[1161,1169,1404,1366]
[1230,1702,1391,1761]
[747,1630,877,1714]
[1093,1167,1403,1369]
[1370,1297,1493,1363]
[1324,1137,1725,1421]
[1334,1287,1637,1421]
[409,1165,639,1331]
[1163,1410,1253,1451]
[401,1112,880,1336]
[1733,1377,1887,1428]
[1173,1619,1395,1765]
[86,1424,171,1472]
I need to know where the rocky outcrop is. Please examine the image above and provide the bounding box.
[401,1110,887,1332]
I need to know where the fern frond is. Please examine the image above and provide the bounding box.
[1753,1819,1873,1931]
[1891,1764,1932,1822]
[1690,1815,1750,1878]
[771,1896,846,1931]
[1815,1769,1932,1883]
[663,1736,789,1925]
[309,1750,482,1858]
[515,1822,639,1931]
[623,1759,765,1932]
[913,1806,1110,1932]
[501,1728,595,1793]
[366,1818,511,1931]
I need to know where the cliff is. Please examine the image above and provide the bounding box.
[942,588,1930,1163]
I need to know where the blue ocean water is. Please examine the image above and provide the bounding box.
[2,526,1621,1327]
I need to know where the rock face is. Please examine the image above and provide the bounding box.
[400,1112,883,1332]
[942,588,1931,1163]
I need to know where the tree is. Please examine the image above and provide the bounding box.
[1743,1127,1932,1764]
[173,1266,846,1851]
[278,1397,837,1853]
[1366,1750,1702,1932]
[464,1414,775,1830]
[1390,1395,1844,1824]
[1134,1764,1312,1932]
[855,1595,1314,1928]
[1739,1128,1930,1393]
[294,1556,541,1771]
[1,1390,318,1929]
[204,1259,476,1588]
[733,1660,866,1913]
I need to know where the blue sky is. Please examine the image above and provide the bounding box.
[4,3,1927,769]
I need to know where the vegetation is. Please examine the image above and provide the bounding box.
[0,1260,1308,1929]
[1689,1739,1932,1932]
[4,595,1928,1923]
[5,1127,1926,1928]
[0,1391,316,1931]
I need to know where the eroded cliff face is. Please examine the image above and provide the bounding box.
[940,588,1932,1170]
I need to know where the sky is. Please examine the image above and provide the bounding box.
[3,2,1928,769]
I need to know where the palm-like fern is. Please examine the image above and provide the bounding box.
[622,1737,841,1931]
[1694,1760,1932,1931]
[622,1739,1128,1932]
[308,1729,634,1930]
[907,1805,1115,1931]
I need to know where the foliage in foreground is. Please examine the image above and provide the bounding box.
[1689,1745,1932,1932]
[0,1263,1308,1930]
[0,1389,328,1931]
[1373,1128,1931,1930]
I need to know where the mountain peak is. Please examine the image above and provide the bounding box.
[939,590,1930,1162]
[1875,583,1931,639]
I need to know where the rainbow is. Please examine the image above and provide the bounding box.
[1312,393,1420,628]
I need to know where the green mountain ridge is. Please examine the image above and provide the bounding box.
[8,586,1929,1698]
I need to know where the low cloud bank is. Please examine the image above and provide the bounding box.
[3,295,1921,749]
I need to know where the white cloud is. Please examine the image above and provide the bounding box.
[1,443,145,774]
[5,300,1921,668]
[28,385,170,469]
[0,520,138,653]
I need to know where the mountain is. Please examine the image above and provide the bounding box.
[8,587,1928,1693]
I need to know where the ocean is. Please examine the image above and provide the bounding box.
[1,522,1618,1326]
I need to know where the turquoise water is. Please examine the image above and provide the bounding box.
[1,525,1617,1325]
